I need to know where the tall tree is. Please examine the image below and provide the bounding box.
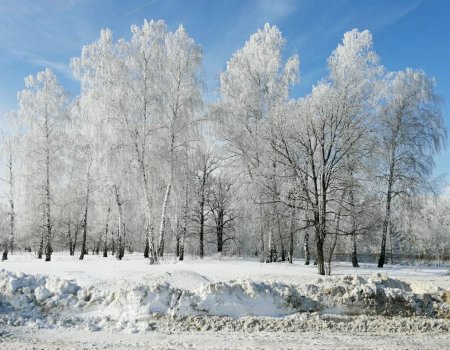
[0,130,16,260]
[269,29,381,274]
[155,24,203,257]
[376,68,446,267]
[218,23,299,261]
[18,68,68,262]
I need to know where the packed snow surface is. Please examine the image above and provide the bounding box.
[1,253,450,348]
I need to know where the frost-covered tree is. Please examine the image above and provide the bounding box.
[218,23,299,261]
[269,29,381,274]
[18,68,69,261]
[0,123,18,260]
[154,24,203,257]
[376,68,446,267]
[207,174,237,254]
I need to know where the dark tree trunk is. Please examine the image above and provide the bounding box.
[277,214,285,262]
[352,232,359,268]
[288,207,295,264]
[304,228,310,265]
[258,204,265,262]
[7,153,15,255]
[37,228,44,259]
[316,236,325,275]
[179,232,185,261]
[216,209,224,253]
[68,221,74,256]
[326,234,338,275]
[144,236,149,258]
[378,188,392,268]
[315,210,326,275]
[73,224,79,255]
[44,121,52,262]
[114,185,125,261]
[79,176,91,260]
[103,207,110,258]
[103,241,108,258]
[379,148,395,268]
[179,182,189,262]
[199,213,204,258]
[1,249,7,261]
[117,234,123,261]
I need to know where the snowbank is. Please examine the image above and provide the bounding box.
[1,269,449,333]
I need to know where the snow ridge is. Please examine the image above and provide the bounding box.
[1,269,449,332]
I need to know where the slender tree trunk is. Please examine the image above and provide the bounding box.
[68,221,74,255]
[316,234,326,275]
[276,212,285,262]
[302,206,311,265]
[7,153,14,257]
[304,226,310,265]
[143,231,150,258]
[134,140,157,264]
[103,207,110,258]
[198,165,207,259]
[121,223,126,258]
[73,224,79,254]
[114,185,125,260]
[37,230,44,259]
[158,177,172,257]
[378,156,395,268]
[258,204,265,262]
[179,226,186,261]
[315,205,326,275]
[176,236,180,257]
[326,206,342,276]
[389,223,394,265]
[2,154,13,260]
[179,183,189,261]
[199,210,205,258]
[217,209,224,253]
[326,234,338,275]
[37,206,45,259]
[79,163,91,260]
[44,132,52,262]
[352,232,359,267]
[158,132,175,257]
[288,207,295,264]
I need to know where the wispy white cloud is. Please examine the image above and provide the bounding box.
[256,0,298,22]
[9,49,74,81]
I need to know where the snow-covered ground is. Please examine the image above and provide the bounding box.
[1,252,450,349]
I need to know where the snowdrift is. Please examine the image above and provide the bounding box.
[1,269,449,332]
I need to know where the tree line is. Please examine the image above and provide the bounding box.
[0,21,446,275]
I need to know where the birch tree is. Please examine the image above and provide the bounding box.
[376,68,446,267]
[155,24,203,257]
[18,68,68,262]
[218,23,299,260]
[0,123,17,260]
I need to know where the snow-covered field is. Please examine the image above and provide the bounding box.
[1,252,450,349]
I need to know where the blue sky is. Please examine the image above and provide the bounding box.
[0,0,449,176]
